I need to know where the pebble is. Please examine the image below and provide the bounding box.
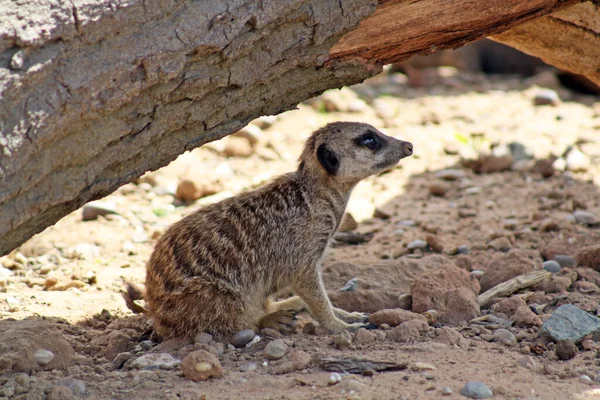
[502,219,519,230]
[112,352,133,369]
[460,381,493,399]
[5,296,20,311]
[412,362,436,371]
[429,181,450,197]
[47,386,73,400]
[181,350,224,381]
[555,339,578,361]
[328,372,342,385]
[339,277,358,292]
[441,386,453,396]
[407,240,427,251]
[34,349,55,365]
[57,378,86,396]
[355,328,377,345]
[580,374,592,382]
[231,329,256,348]
[223,136,254,157]
[194,332,213,344]
[81,201,118,221]
[434,169,466,181]
[338,213,358,232]
[263,339,288,360]
[457,245,470,255]
[565,148,591,172]
[542,260,562,273]
[492,329,517,346]
[533,88,560,106]
[130,353,180,370]
[239,362,258,372]
[470,270,484,279]
[542,304,600,343]
[574,210,597,225]
[397,220,416,227]
[488,236,512,252]
[332,330,352,349]
[554,255,576,268]
[426,235,444,253]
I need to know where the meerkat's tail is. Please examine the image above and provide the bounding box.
[122,281,147,314]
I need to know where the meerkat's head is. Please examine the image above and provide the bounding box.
[300,122,413,183]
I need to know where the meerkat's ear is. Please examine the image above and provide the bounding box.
[317,143,339,175]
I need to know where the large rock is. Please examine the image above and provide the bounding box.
[411,264,480,313]
[542,304,600,343]
[479,250,537,292]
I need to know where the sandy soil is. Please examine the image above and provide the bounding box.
[1,67,600,400]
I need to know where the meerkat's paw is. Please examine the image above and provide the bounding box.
[342,311,369,324]
[344,322,371,333]
[259,309,298,334]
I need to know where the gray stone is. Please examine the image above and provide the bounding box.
[533,89,560,106]
[263,339,288,360]
[397,220,417,227]
[239,362,258,372]
[542,304,600,343]
[492,329,517,346]
[81,201,118,221]
[441,386,453,396]
[130,353,180,370]
[112,352,133,369]
[194,332,213,344]
[554,255,576,268]
[574,210,597,225]
[542,260,562,273]
[407,240,428,251]
[457,245,470,255]
[460,381,493,399]
[231,329,256,348]
[34,349,55,365]
[339,277,358,292]
[57,378,86,396]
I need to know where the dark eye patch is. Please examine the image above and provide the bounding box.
[355,130,382,151]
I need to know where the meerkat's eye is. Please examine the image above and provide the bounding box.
[355,131,381,151]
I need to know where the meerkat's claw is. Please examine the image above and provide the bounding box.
[363,323,379,330]
[345,322,369,333]
[345,311,369,323]
[259,309,298,334]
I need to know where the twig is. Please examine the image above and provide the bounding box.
[478,269,551,307]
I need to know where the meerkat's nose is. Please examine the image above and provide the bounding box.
[402,141,413,156]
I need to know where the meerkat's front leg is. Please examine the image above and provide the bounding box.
[293,268,366,332]
[269,296,368,324]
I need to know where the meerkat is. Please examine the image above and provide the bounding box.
[144,121,413,340]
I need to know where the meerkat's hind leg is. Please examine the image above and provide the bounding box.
[258,309,298,334]
[269,296,369,324]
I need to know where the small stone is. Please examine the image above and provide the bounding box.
[338,213,358,232]
[328,372,342,385]
[57,378,86,396]
[565,148,591,172]
[555,339,578,361]
[429,181,451,197]
[130,353,180,370]
[373,207,392,219]
[470,270,484,279]
[332,331,352,350]
[502,219,519,230]
[181,350,224,381]
[457,245,470,255]
[397,220,417,227]
[223,136,254,157]
[458,209,477,218]
[175,179,220,203]
[412,362,436,371]
[5,296,20,311]
[580,374,592,382]
[263,339,288,360]
[441,386,453,396]
[354,328,377,345]
[112,352,133,369]
[10,50,25,70]
[574,210,597,225]
[387,320,429,342]
[434,169,466,181]
[542,304,600,343]
[369,308,427,327]
[576,245,600,271]
[512,306,542,328]
[543,260,562,273]
[47,386,73,400]
[533,88,560,106]
[426,235,444,253]
[488,237,512,252]
[231,329,256,348]
[269,350,312,375]
[339,277,358,292]
[460,381,493,399]
[232,124,261,146]
[302,322,316,335]
[82,201,118,221]
[194,332,213,345]
[34,349,55,365]
[492,329,517,346]
[554,255,576,268]
[408,240,428,251]
[518,356,537,370]
[239,362,258,372]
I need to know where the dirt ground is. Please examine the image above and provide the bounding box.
[2,66,600,400]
